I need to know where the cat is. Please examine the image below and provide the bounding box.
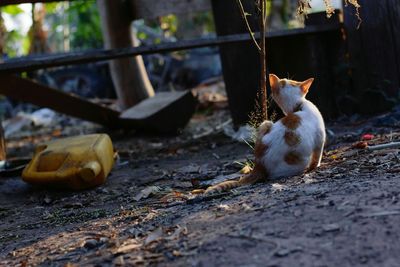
[205,74,326,194]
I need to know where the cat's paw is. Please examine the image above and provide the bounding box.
[258,120,273,138]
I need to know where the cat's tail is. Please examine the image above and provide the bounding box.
[204,180,242,194]
[204,164,266,194]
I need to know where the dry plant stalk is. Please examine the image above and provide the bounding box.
[258,0,268,122]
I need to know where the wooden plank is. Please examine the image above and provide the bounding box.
[130,0,211,20]
[386,0,400,81]
[119,91,196,132]
[0,24,341,73]
[0,0,77,6]
[0,0,210,19]
[0,74,120,127]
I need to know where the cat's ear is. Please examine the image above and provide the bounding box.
[300,78,314,94]
[269,74,280,93]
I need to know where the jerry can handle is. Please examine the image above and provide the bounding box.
[23,154,76,180]
[79,161,101,182]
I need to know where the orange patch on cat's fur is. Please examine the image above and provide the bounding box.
[279,80,286,88]
[284,151,302,165]
[281,113,301,130]
[284,131,300,146]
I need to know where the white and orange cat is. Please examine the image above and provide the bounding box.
[205,74,326,193]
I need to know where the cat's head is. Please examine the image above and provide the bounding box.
[269,74,314,114]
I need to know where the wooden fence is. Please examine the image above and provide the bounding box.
[0,0,399,126]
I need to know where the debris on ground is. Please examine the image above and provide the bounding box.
[3,93,400,265]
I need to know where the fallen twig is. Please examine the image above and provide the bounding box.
[362,210,400,217]
[367,142,400,151]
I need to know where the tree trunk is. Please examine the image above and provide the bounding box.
[97,0,154,110]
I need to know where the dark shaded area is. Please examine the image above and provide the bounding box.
[1,109,400,266]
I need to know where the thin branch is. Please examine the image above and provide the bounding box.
[367,142,400,151]
[236,0,261,52]
[344,0,362,29]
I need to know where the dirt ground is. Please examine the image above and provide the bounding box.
[1,108,400,267]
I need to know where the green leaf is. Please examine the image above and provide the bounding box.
[1,5,24,16]
[45,3,59,13]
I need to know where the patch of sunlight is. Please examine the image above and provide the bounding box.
[271,183,287,192]
[310,0,342,12]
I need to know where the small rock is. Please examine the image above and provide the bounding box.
[164,251,175,260]
[359,255,368,264]
[275,247,303,257]
[275,248,291,257]
[43,195,52,205]
[83,239,99,249]
[177,164,200,174]
[96,188,109,194]
[144,227,163,245]
[322,223,340,232]
[99,237,109,244]
[294,210,302,217]
[343,150,358,158]
[114,255,125,266]
[323,200,335,207]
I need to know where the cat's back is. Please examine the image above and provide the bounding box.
[298,100,325,143]
[260,100,325,178]
[263,101,323,145]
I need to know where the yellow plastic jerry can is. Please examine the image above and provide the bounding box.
[22,134,114,190]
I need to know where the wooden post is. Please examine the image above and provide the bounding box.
[97,0,154,110]
[0,123,6,161]
[211,0,261,127]
[304,12,344,118]
[343,0,400,99]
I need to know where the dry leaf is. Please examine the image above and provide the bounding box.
[240,165,252,174]
[133,186,162,201]
[144,228,163,245]
[352,141,368,149]
[116,243,141,254]
[191,189,205,195]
